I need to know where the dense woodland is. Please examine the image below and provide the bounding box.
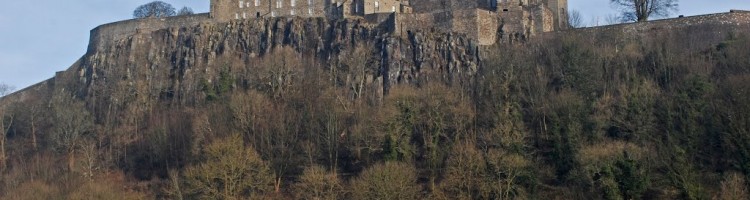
[1,28,750,199]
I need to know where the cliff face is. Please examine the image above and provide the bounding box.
[71,17,480,108]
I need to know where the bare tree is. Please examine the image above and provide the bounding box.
[611,0,678,22]
[0,84,13,97]
[133,1,176,19]
[0,83,14,170]
[177,6,194,16]
[605,14,623,25]
[568,10,584,28]
[49,91,93,171]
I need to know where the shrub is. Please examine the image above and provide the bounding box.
[350,162,420,200]
[292,165,343,200]
[718,172,749,200]
[183,134,275,199]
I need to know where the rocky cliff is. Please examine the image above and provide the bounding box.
[65,17,480,108]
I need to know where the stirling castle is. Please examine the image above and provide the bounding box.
[211,0,569,45]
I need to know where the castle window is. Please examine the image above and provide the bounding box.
[309,8,313,15]
[247,2,251,7]
[392,6,395,12]
[243,12,247,19]
[291,0,296,7]
[277,0,282,8]
[235,13,240,19]
[239,1,244,8]
[375,1,379,12]
[272,11,276,17]
[291,9,296,15]
[256,0,260,6]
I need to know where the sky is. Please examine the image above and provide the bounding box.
[1,0,749,91]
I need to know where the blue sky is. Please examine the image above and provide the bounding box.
[1,0,749,90]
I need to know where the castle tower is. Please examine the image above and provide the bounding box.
[211,0,237,21]
[545,0,568,30]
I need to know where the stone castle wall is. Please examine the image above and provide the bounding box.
[532,4,553,34]
[88,14,212,53]
[86,0,569,56]
[410,0,485,13]
[572,10,750,36]
[206,0,567,45]
[211,0,331,20]
[210,0,408,21]
[540,10,750,50]
[364,0,403,14]
[392,8,497,45]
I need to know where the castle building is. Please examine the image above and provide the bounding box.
[210,0,568,44]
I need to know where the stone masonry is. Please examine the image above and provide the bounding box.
[211,0,569,45]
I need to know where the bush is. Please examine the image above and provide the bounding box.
[350,162,421,200]
[292,165,343,200]
[183,134,275,199]
[718,172,749,200]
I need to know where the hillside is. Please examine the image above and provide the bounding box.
[1,11,750,199]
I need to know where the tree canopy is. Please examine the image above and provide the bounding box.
[611,0,678,22]
[133,1,176,19]
[177,6,194,16]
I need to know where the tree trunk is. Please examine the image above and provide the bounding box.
[68,151,75,172]
[275,177,282,193]
[31,115,37,150]
[0,135,5,170]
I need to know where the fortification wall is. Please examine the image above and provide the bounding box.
[88,14,212,53]
[531,4,553,34]
[574,11,750,36]
[476,9,499,45]
[393,8,497,45]
[410,0,483,13]
[365,12,396,25]
[212,0,330,21]
[538,11,750,51]
[394,12,442,35]
[364,0,403,14]
[0,58,83,107]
